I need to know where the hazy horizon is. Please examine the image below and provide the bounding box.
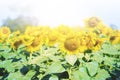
[0,0,120,29]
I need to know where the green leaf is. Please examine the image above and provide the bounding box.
[103,56,115,66]
[7,70,35,80]
[65,54,77,66]
[0,44,11,53]
[0,59,23,72]
[48,55,63,62]
[23,70,35,80]
[7,62,23,72]
[72,67,90,80]
[44,47,59,55]
[0,60,11,68]
[6,72,23,80]
[49,75,59,80]
[2,52,17,59]
[46,62,65,74]
[117,62,120,66]
[17,45,26,53]
[94,69,110,80]
[30,56,48,64]
[72,70,82,80]
[102,43,120,55]
[91,53,103,63]
[86,61,99,76]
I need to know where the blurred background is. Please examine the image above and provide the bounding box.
[0,0,120,30]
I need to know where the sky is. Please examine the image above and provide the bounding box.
[0,0,120,29]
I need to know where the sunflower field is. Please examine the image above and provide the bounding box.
[0,17,120,80]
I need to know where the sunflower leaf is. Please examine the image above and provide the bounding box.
[65,54,77,66]
[49,75,59,80]
[46,61,65,74]
[72,67,90,80]
[86,61,99,76]
[94,69,110,80]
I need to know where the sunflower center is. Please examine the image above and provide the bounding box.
[110,36,116,41]
[31,39,40,47]
[88,17,99,27]
[2,28,9,34]
[14,40,22,48]
[49,35,57,42]
[64,38,78,51]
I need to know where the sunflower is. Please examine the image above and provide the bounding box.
[0,27,11,42]
[85,17,101,28]
[26,36,43,53]
[0,27,11,36]
[22,34,34,46]
[59,33,80,55]
[25,26,39,36]
[76,32,88,52]
[10,35,23,49]
[109,30,120,44]
[45,29,60,46]
[79,31,98,51]
[96,24,113,36]
[12,30,21,36]
[92,38,105,51]
[84,17,113,36]
[55,25,73,37]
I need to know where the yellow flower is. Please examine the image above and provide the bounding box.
[45,29,60,46]
[85,17,101,28]
[97,25,113,36]
[55,25,73,36]
[80,32,97,49]
[10,35,23,49]
[25,26,39,36]
[84,17,113,36]
[109,30,120,44]
[22,34,34,46]
[0,27,11,42]
[60,34,80,54]
[77,32,88,52]
[0,27,11,35]
[12,30,21,36]
[26,36,43,52]
[92,38,105,51]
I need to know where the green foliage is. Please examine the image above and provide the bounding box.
[86,61,98,76]
[46,62,65,74]
[65,54,77,66]
[0,43,120,80]
[72,67,90,80]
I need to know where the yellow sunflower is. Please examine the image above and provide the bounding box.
[76,31,88,53]
[26,36,43,53]
[92,38,105,51]
[22,34,34,46]
[45,29,60,46]
[55,25,73,37]
[0,27,11,36]
[109,30,120,44]
[25,26,39,36]
[84,17,101,28]
[81,32,97,49]
[12,30,21,36]
[59,33,80,55]
[97,24,113,36]
[10,35,23,49]
[84,17,113,36]
[0,27,11,42]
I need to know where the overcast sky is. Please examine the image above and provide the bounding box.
[0,0,120,29]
